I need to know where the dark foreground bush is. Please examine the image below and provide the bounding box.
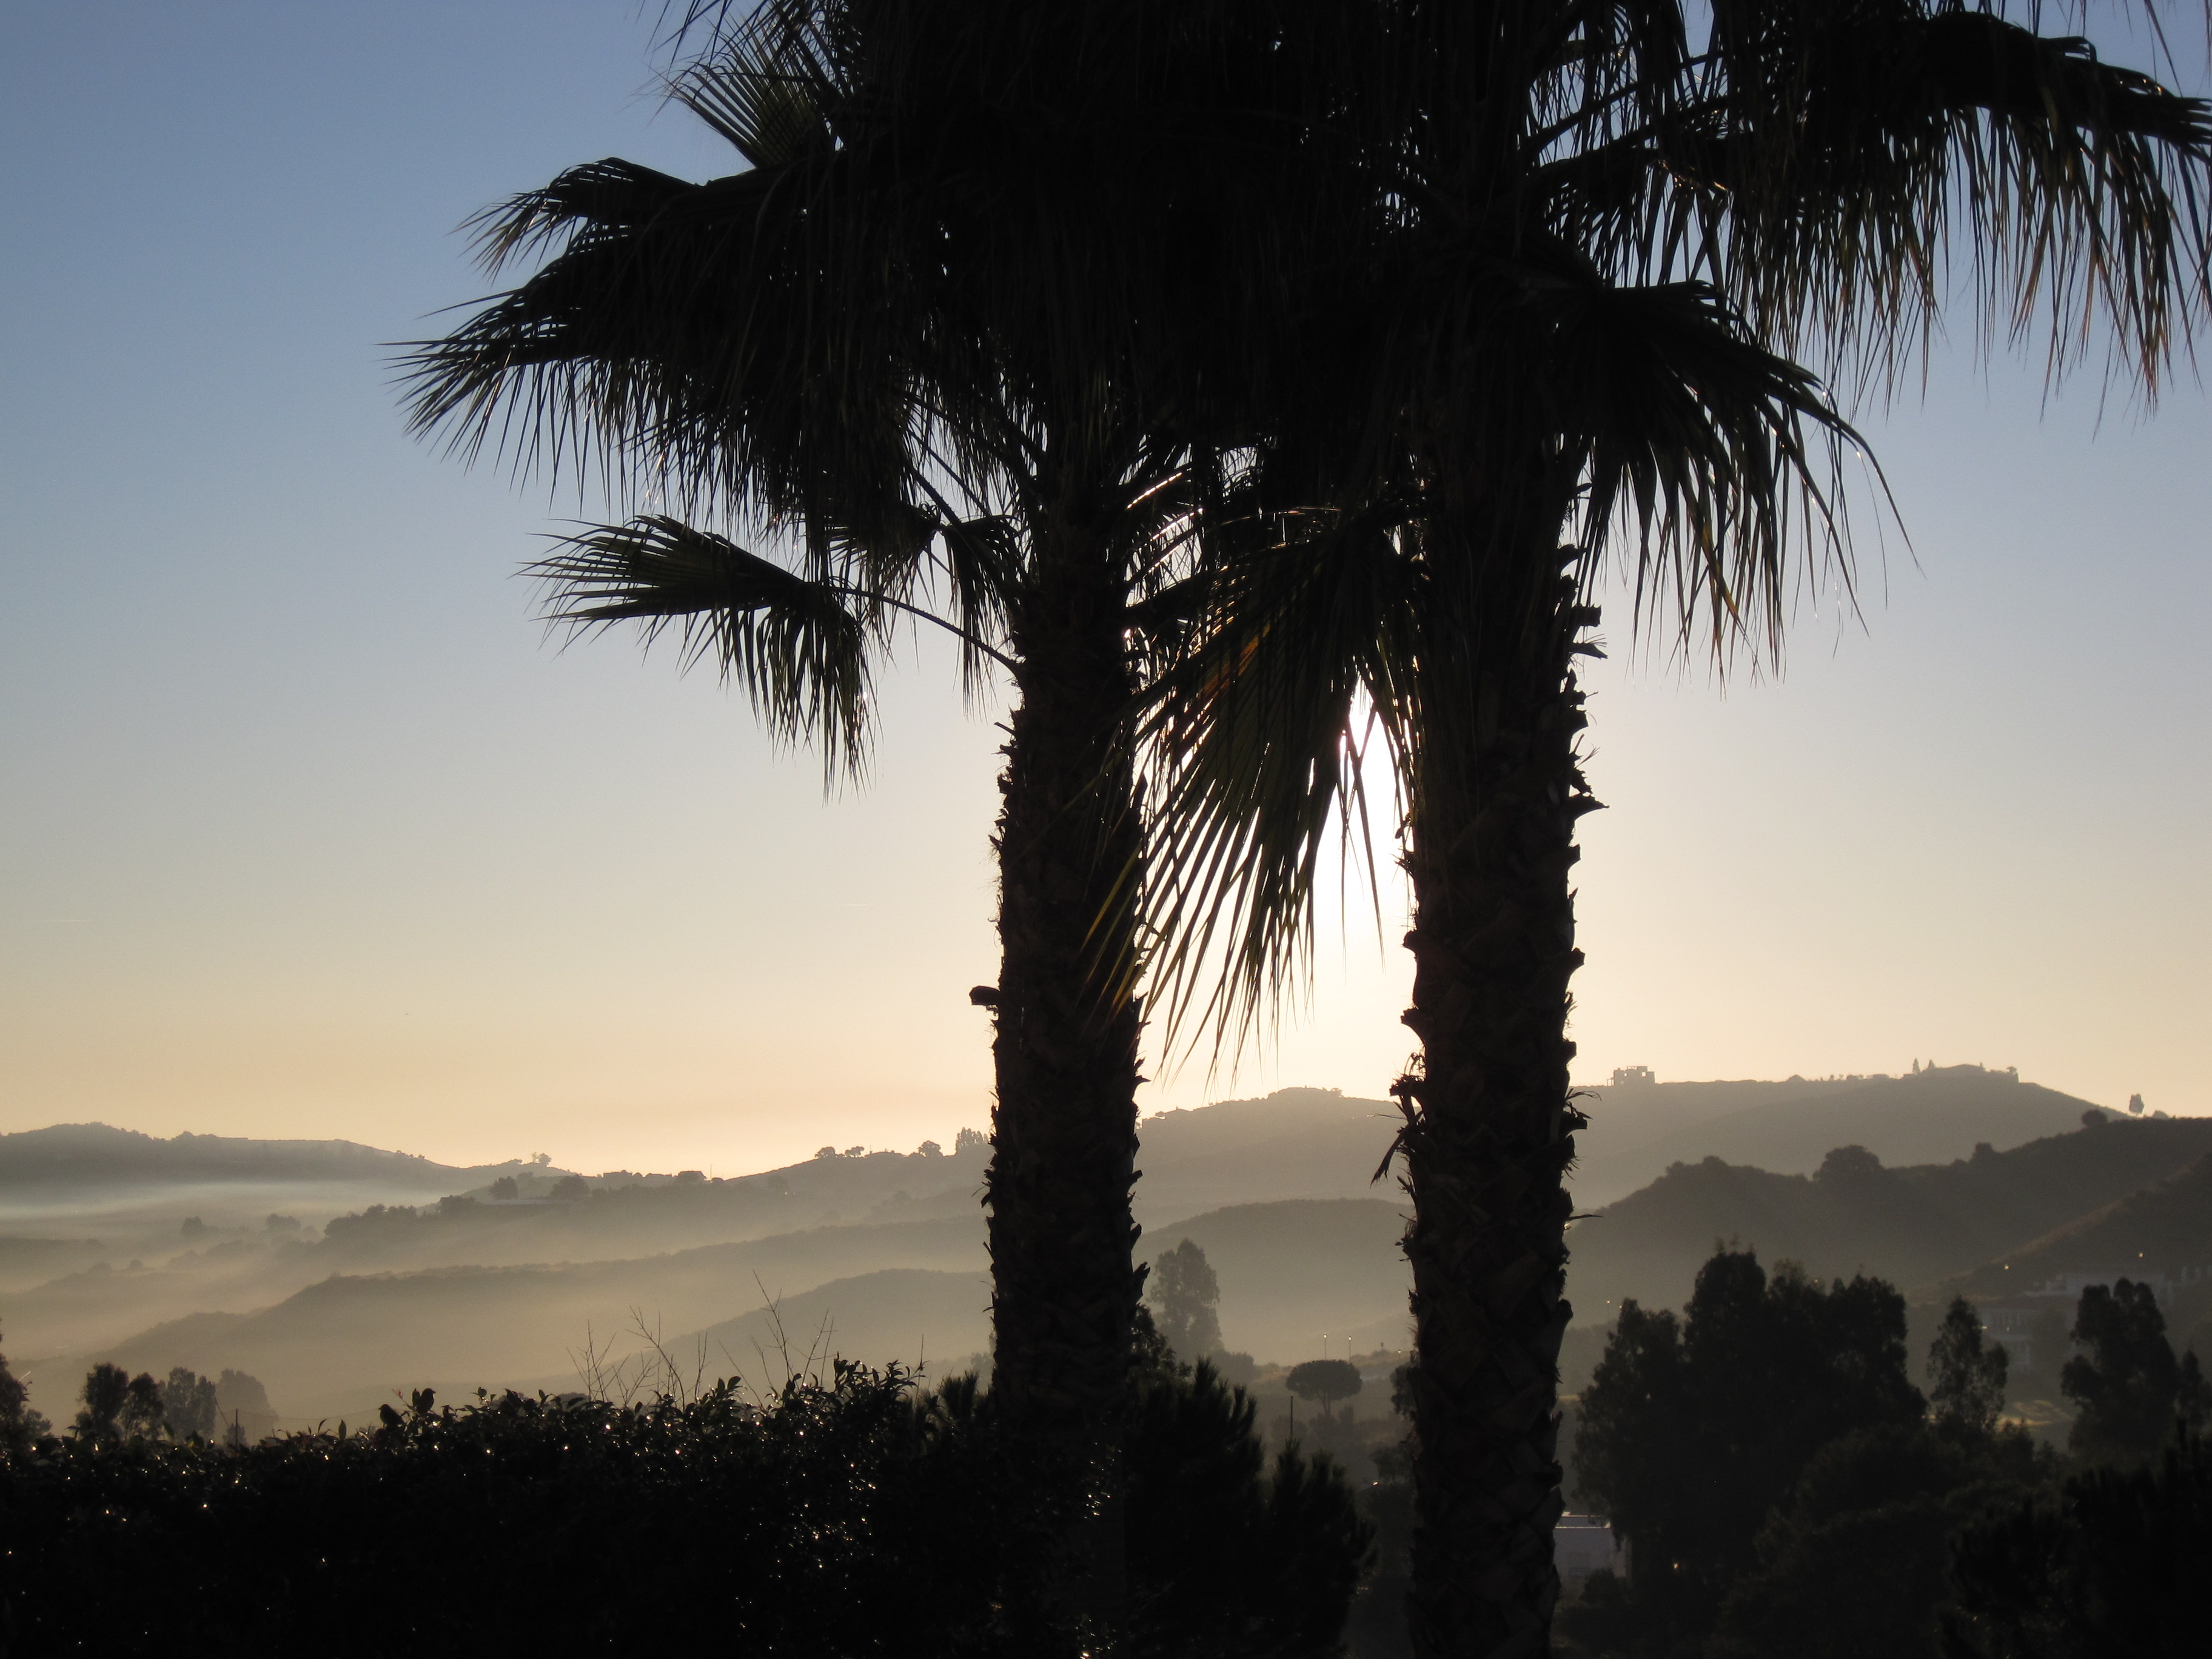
[0,1359,1366,1658]
[1942,1428,2212,1659]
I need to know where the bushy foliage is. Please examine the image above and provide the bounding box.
[1561,1250,2091,1659]
[1572,1248,1925,1644]
[1287,1360,1364,1412]
[1945,1430,2212,1659]
[0,1357,1368,1658]
[1704,1421,2048,1659]
[7,1367,984,1656]
[1125,1357,1372,1657]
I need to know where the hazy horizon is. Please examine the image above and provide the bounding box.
[5,4,2208,1177]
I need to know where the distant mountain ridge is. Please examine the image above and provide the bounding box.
[0,1122,512,1190]
[1,1065,2127,1210]
[14,1073,2195,1426]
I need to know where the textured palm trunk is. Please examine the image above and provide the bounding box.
[983,512,1146,1647]
[1396,548,1596,1659]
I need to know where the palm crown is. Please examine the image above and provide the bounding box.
[1132,5,2210,1653]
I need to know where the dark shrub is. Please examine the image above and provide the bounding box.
[0,1358,1367,1658]
[1943,1429,2212,1659]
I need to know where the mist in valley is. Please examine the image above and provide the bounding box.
[13,1064,2204,1446]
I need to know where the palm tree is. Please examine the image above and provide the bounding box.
[402,2,1319,1635]
[1146,5,2212,1654]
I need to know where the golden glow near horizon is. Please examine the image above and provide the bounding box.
[3,8,2207,1175]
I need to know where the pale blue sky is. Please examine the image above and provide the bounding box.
[4,2,2207,1173]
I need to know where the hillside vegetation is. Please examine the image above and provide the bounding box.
[1565,1114,2212,1319]
[1942,1150,2212,1301]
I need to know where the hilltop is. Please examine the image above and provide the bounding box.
[1569,1064,2117,1206]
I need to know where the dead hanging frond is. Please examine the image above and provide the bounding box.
[535,515,876,781]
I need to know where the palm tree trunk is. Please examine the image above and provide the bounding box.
[1396,548,1596,1659]
[984,514,1146,1644]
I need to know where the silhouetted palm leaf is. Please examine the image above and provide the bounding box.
[534,516,876,777]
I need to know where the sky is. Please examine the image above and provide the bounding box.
[3,3,2208,1177]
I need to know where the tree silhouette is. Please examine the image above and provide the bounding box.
[0,1358,1370,1657]
[1574,1248,1925,1647]
[1287,1359,1364,1433]
[1701,1418,2045,1659]
[0,1330,50,1458]
[1147,1240,1224,1364]
[163,1368,220,1443]
[1928,1297,2008,1438]
[73,1363,129,1444]
[404,7,2212,1650]
[117,1373,164,1441]
[2064,1278,2210,1465]
[401,8,1316,1634]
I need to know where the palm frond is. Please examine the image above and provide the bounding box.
[1549,277,1872,662]
[1139,503,1419,1056]
[1681,1,2212,392]
[535,515,874,779]
[672,0,846,168]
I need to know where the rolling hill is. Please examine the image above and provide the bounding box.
[1940,1150,2212,1301]
[0,1122,521,1195]
[57,1213,991,1422]
[1562,1114,2212,1319]
[10,1071,2193,1430]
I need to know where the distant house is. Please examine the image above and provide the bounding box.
[1608,1067,1657,1089]
[1555,1515,1628,1583]
[1908,1060,2019,1082]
